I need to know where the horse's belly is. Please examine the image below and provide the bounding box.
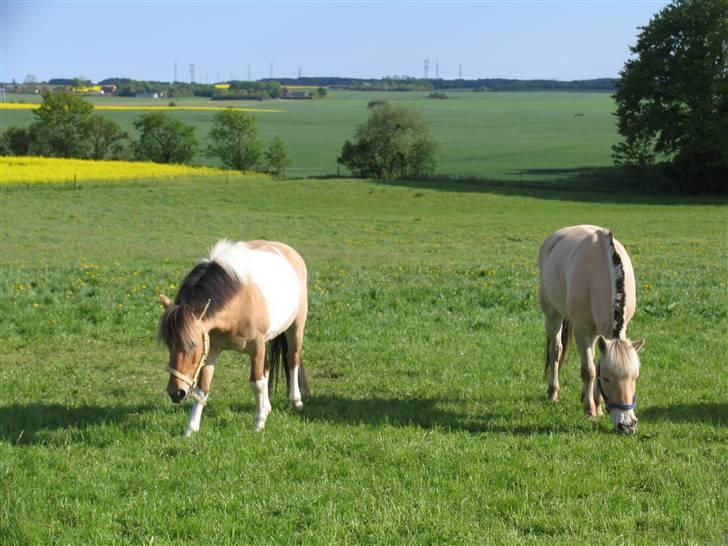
[247,250,300,340]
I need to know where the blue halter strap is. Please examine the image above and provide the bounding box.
[597,363,637,411]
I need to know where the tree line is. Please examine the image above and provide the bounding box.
[0,91,290,176]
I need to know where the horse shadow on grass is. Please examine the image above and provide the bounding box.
[638,402,727,426]
[290,394,584,436]
[0,402,156,445]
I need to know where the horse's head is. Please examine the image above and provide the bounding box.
[596,336,644,435]
[157,294,210,404]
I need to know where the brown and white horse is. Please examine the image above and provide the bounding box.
[157,239,309,435]
[539,225,644,434]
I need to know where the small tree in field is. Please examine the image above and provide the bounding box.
[264,137,290,177]
[133,111,198,164]
[337,102,438,179]
[207,109,262,170]
[86,116,129,160]
[31,91,93,157]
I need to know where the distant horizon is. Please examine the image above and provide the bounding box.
[4,75,620,86]
[2,1,670,84]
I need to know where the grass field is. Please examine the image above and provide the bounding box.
[1,90,619,181]
[1,172,726,543]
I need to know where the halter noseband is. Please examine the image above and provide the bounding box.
[166,299,211,405]
[597,362,637,411]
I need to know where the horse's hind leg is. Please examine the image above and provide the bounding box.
[285,322,306,412]
[184,353,217,437]
[249,338,271,431]
[544,314,565,401]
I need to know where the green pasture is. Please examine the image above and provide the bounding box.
[1,174,726,544]
[1,90,618,181]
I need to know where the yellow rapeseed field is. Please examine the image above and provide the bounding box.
[0,103,283,113]
[0,156,263,185]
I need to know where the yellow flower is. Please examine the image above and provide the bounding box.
[0,157,267,185]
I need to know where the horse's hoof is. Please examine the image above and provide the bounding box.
[183,427,196,437]
[289,400,303,412]
[547,386,560,401]
[254,419,266,432]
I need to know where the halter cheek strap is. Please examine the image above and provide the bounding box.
[167,331,210,405]
[597,363,637,411]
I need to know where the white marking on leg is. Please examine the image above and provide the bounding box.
[250,378,268,431]
[183,387,208,437]
[289,366,303,411]
[263,370,272,416]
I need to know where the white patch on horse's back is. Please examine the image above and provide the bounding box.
[246,248,300,339]
[206,239,251,284]
[206,240,299,339]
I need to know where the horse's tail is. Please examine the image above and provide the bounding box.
[544,319,571,379]
[267,333,310,397]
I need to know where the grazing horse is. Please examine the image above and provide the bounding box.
[539,225,644,434]
[157,239,309,435]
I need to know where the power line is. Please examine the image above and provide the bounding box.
[424,59,429,79]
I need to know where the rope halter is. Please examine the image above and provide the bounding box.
[166,299,211,405]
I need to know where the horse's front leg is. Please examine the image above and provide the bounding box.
[249,339,271,431]
[575,332,599,418]
[184,352,217,437]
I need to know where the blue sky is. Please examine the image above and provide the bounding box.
[1,1,670,83]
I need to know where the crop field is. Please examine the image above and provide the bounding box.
[1,161,726,543]
[2,90,619,181]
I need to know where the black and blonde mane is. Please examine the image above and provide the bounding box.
[607,232,626,339]
[157,260,240,353]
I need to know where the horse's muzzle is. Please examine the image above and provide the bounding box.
[169,388,188,404]
[616,419,637,435]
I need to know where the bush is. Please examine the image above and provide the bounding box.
[206,109,261,170]
[0,127,34,156]
[133,112,198,164]
[264,137,290,177]
[337,103,438,179]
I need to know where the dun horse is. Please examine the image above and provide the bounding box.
[158,239,309,435]
[539,225,644,434]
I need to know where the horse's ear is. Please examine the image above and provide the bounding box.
[597,335,607,353]
[159,294,172,309]
[632,338,645,353]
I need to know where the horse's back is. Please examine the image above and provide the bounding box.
[539,225,614,332]
[243,240,307,339]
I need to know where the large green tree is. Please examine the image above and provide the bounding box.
[133,111,198,164]
[207,109,262,170]
[337,103,438,179]
[30,91,94,158]
[612,0,728,192]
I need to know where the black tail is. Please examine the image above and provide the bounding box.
[544,319,571,379]
[267,333,310,397]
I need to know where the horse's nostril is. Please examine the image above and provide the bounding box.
[170,389,186,403]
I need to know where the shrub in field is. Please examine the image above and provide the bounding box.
[337,102,438,179]
[133,111,198,164]
[613,0,728,192]
[264,136,290,177]
[207,109,262,170]
[86,116,129,160]
[0,126,34,156]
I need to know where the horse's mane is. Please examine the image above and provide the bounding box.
[607,232,627,339]
[158,242,247,352]
[604,338,639,377]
